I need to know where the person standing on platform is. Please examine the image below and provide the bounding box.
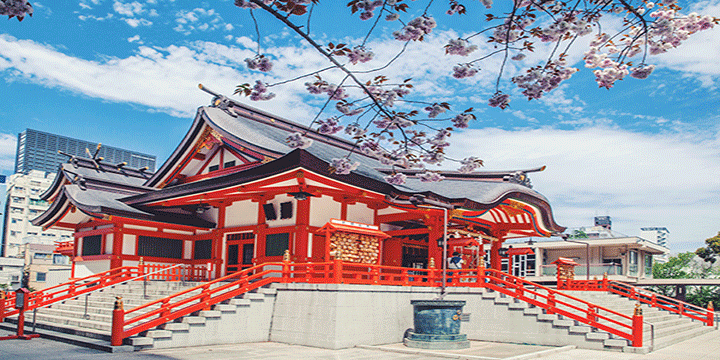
[447,251,464,283]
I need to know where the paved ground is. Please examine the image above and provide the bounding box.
[1,327,719,360]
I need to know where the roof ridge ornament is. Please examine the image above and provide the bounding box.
[199,83,238,117]
[504,171,532,188]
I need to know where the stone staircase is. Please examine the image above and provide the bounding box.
[469,288,715,353]
[563,290,716,351]
[0,280,276,352]
[473,289,641,352]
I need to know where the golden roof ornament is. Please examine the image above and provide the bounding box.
[428,257,436,269]
[283,249,291,262]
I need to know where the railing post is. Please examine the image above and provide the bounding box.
[632,303,643,347]
[111,296,124,346]
[0,290,5,322]
[476,265,485,288]
[201,284,211,310]
[333,252,343,284]
[707,301,714,327]
[547,293,556,314]
[602,272,608,291]
[428,258,437,287]
[587,305,596,324]
[282,250,291,283]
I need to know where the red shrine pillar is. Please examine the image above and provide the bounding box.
[295,197,310,262]
[427,214,444,269]
[110,225,123,270]
[213,203,226,279]
[490,240,502,271]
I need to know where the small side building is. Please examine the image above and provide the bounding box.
[484,222,669,284]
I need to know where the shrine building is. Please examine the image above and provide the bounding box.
[33,87,565,280]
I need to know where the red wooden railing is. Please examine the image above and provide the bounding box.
[559,277,714,327]
[1,267,140,321]
[140,263,214,282]
[111,260,644,347]
[0,263,214,322]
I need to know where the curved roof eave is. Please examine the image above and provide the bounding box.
[31,190,72,227]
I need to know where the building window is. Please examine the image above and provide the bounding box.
[628,250,638,276]
[36,272,46,282]
[82,235,103,256]
[265,233,289,257]
[208,164,220,172]
[54,254,68,265]
[644,254,653,276]
[138,236,183,259]
[227,233,254,241]
[224,160,236,168]
[280,202,293,219]
[33,253,52,260]
[194,239,212,260]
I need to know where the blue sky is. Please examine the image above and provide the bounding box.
[0,0,719,254]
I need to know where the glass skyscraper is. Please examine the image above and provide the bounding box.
[14,129,156,174]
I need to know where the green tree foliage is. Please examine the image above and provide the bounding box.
[696,232,720,264]
[651,252,695,297]
[653,252,695,279]
[651,251,720,308]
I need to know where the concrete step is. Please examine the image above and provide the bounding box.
[652,325,717,350]
[0,320,133,353]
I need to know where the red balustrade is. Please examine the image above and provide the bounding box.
[110,262,645,348]
[559,278,714,327]
[1,267,140,321]
[1,263,214,323]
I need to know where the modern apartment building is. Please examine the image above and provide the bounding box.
[1,170,73,258]
[641,227,670,263]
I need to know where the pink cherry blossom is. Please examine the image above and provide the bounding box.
[244,55,273,72]
[418,171,445,183]
[286,132,313,149]
[488,92,510,109]
[317,118,344,135]
[330,158,360,175]
[384,172,407,185]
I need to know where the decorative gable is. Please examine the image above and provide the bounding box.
[161,126,272,187]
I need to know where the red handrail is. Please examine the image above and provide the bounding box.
[561,278,714,326]
[1,263,214,322]
[111,262,643,347]
[1,267,141,321]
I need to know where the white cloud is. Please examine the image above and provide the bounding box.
[174,8,232,34]
[0,133,17,172]
[127,35,141,43]
[0,35,319,121]
[447,126,720,253]
[113,1,145,17]
[124,18,152,27]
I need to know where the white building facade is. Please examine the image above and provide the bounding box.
[640,227,670,263]
[2,171,73,258]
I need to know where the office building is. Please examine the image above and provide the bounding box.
[14,128,156,175]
